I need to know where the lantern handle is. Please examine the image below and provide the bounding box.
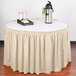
[48,1,51,5]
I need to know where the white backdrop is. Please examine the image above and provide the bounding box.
[0,0,76,41]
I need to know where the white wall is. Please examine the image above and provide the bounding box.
[0,0,76,41]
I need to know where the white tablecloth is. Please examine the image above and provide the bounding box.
[6,19,67,32]
[4,19,71,75]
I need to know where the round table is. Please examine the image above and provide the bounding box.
[4,19,71,75]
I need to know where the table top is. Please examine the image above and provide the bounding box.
[6,18,68,32]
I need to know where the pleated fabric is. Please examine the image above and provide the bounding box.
[4,26,71,75]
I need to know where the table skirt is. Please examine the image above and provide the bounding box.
[4,27,71,74]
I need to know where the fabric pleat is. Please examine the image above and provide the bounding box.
[4,26,71,75]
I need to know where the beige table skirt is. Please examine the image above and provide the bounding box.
[4,27,71,74]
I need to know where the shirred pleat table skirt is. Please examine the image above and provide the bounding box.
[4,26,71,74]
